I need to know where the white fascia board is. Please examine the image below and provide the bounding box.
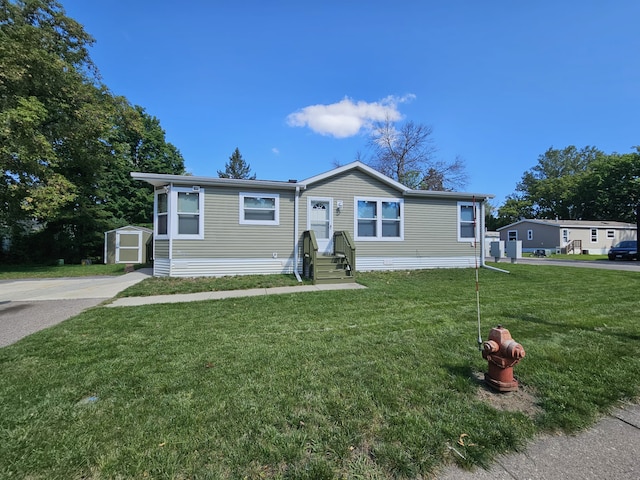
[131,172,301,190]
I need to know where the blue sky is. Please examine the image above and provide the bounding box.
[62,1,640,206]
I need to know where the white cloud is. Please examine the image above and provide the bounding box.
[286,94,415,138]
[271,147,280,155]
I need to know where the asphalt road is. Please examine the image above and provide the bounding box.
[0,269,151,348]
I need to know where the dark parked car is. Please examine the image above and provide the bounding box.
[607,240,638,261]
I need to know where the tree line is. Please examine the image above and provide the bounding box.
[1,0,185,263]
[492,146,640,229]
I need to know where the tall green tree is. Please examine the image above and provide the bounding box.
[0,0,98,234]
[574,148,640,223]
[1,0,185,262]
[218,148,256,179]
[499,146,603,220]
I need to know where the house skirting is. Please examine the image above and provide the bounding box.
[153,255,479,277]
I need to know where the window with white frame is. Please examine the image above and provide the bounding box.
[562,229,569,243]
[507,230,518,241]
[607,230,615,238]
[156,191,168,237]
[240,193,279,225]
[527,229,533,241]
[591,228,598,242]
[154,186,205,239]
[457,202,478,241]
[355,197,403,240]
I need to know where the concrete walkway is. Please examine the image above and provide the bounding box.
[437,401,640,479]
[107,282,366,307]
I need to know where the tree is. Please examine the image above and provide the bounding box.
[0,0,185,262]
[218,148,256,179]
[502,146,603,220]
[367,118,467,190]
[0,0,99,232]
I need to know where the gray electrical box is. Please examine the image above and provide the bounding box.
[490,241,505,261]
[505,240,523,263]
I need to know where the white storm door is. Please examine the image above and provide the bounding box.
[308,198,333,253]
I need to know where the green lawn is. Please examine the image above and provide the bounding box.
[0,263,128,279]
[1,265,638,479]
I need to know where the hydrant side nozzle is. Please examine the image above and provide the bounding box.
[483,340,500,354]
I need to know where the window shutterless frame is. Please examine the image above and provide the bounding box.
[239,193,280,225]
[457,201,479,242]
[354,197,403,241]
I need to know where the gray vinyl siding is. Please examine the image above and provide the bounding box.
[154,240,169,259]
[170,187,295,260]
[300,170,475,258]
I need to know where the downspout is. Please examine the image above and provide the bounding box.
[293,186,302,282]
[168,183,173,276]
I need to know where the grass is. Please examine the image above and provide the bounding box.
[0,263,129,279]
[117,273,311,297]
[1,265,639,479]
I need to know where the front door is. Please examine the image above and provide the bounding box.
[308,198,333,253]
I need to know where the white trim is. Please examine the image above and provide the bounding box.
[527,229,534,241]
[301,161,409,192]
[354,196,404,241]
[115,230,143,264]
[154,189,169,239]
[307,197,333,252]
[239,192,280,225]
[590,228,598,243]
[507,230,518,241]
[457,201,479,242]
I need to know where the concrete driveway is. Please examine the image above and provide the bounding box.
[0,269,151,348]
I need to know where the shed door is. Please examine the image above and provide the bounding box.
[116,231,142,264]
[308,198,333,253]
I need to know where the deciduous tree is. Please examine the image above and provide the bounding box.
[367,118,467,190]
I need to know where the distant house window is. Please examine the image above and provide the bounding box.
[591,228,598,243]
[458,202,478,242]
[155,187,205,240]
[355,197,403,241]
[156,191,168,237]
[240,193,279,225]
[507,230,517,241]
[607,230,615,238]
[527,229,533,241]
[562,229,569,243]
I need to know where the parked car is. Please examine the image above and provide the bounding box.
[607,240,638,261]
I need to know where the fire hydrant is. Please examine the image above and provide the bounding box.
[482,325,525,392]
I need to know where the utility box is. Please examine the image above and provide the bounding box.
[489,241,505,261]
[505,240,522,263]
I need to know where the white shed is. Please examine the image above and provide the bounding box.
[104,226,153,264]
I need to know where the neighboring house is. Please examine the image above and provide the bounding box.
[497,219,637,255]
[131,161,494,278]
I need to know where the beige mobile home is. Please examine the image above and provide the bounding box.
[497,219,637,254]
[132,162,494,280]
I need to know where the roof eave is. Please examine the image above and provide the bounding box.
[130,172,302,190]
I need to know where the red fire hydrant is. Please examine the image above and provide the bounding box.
[482,325,525,392]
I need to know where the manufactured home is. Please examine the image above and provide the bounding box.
[132,162,494,281]
[497,219,637,255]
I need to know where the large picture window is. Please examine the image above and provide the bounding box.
[458,202,478,242]
[240,193,279,225]
[355,197,403,241]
